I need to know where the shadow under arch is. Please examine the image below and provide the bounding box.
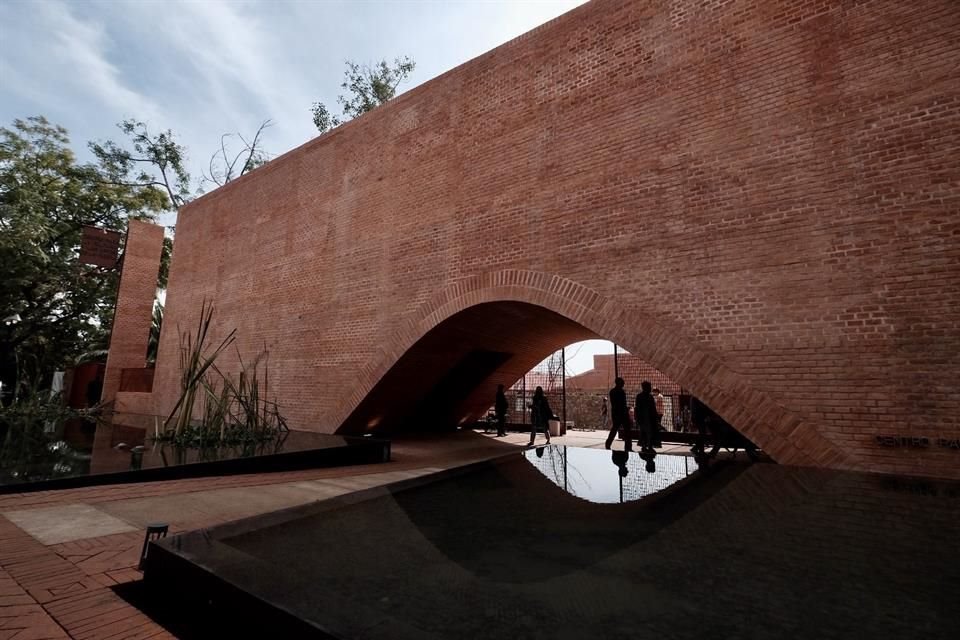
[334,269,854,470]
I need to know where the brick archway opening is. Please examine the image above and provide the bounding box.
[337,301,598,435]
[333,271,853,470]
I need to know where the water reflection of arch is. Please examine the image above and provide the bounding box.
[524,447,700,504]
[391,453,747,584]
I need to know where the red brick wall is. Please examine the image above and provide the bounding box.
[568,354,683,396]
[102,220,163,406]
[143,0,960,478]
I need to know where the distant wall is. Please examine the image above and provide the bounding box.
[102,220,163,407]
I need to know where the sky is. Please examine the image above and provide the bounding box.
[0,0,613,373]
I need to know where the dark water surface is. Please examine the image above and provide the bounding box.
[154,446,960,639]
[0,415,372,491]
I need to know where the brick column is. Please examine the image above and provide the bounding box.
[101,219,164,404]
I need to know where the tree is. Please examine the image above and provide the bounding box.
[0,112,277,404]
[201,120,273,188]
[0,117,169,399]
[90,119,191,209]
[312,56,416,133]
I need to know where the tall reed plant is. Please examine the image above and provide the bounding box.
[159,302,287,447]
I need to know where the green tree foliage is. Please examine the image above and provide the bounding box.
[312,56,416,133]
[90,119,191,208]
[0,113,274,402]
[0,117,172,396]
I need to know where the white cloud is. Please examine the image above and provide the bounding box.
[1,0,587,216]
[1,1,161,124]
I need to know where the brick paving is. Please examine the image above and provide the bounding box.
[0,432,526,639]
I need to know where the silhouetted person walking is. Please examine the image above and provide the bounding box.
[635,380,660,453]
[653,387,665,429]
[605,377,630,449]
[691,397,709,455]
[494,384,508,437]
[528,386,553,446]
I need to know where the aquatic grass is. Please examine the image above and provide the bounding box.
[157,302,287,448]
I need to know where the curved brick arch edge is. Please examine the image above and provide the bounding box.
[335,269,855,470]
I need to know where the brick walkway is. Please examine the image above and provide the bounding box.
[0,431,528,639]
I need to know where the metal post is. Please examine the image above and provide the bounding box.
[561,347,567,430]
[522,374,527,425]
[613,343,619,380]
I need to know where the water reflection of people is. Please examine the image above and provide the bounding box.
[528,386,552,447]
[611,449,629,477]
[639,449,657,474]
[535,446,545,458]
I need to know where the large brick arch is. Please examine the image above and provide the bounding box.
[334,269,852,469]
[118,0,960,479]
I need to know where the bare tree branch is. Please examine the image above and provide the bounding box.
[202,120,273,188]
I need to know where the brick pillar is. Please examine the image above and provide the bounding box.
[101,219,164,404]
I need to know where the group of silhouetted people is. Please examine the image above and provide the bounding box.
[605,377,662,453]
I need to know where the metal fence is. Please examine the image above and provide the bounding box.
[502,344,692,432]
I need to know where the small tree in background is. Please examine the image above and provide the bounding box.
[312,56,416,133]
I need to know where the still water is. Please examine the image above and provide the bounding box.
[0,415,356,490]
[523,445,699,503]
[159,445,959,639]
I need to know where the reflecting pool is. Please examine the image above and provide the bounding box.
[0,414,388,492]
[146,445,960,639]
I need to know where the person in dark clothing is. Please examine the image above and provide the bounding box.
[494,384,508,437]
[605,377,630,450]
[690,397,709,455]
[528,386,553,446]
[635,380,660,453]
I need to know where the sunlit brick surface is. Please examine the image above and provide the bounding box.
[124,0,960,478]
[101,220,163,406]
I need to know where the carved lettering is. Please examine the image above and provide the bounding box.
[875,434,959,452]
[875,435,929,449]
